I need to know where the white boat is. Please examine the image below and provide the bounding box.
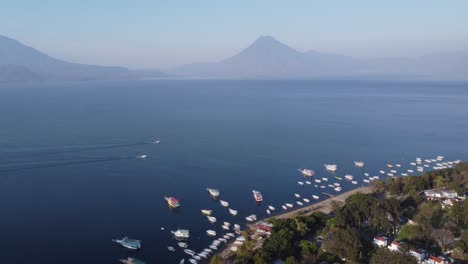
[207,188,220,198]
[184,249,195,255]
[344,174,353,180]
[305,181,312,185]
[113,237,141,250]
[314,185,318,187]
[233,224,240,230]
[298,181,304,186]
[387,173,394,177]
[314,179,321,183]
[294,193,301,198]
[324,164,337,172]
[303,198,310,203]
[410,162,416,166]
[354,161,364,168]
[312,195,319,200]
[136,154,148,159]
[180,259,185,264]
[172,229,190,239]
[321,177,328,181]
[407,169,414,173]
[396,164,401,167]
[386,164,393,168]
[223,221,231,226]
[209,245,218,250]
[178,242,188,248]
[245,216,254,222]
[364,173,369,177]
[282,205,287,210]
[220,200,229,207]
[201,209,212,215]
[351,181,358,185]
[425,159,431,163]
[268,205,275,211]
[296,201,303,206]
[222,225,230,230]
[333,183,340,186]
[334,186,342,192]
[390,170,397,173]
[285,203,293,208]
[437,156,444,160]
[401,173,408,176]
[207,216,217,223]
[298,168,315,177]
[168,246,176,252]
[228,208,238,216]
[320,185,325,189]
[266,209,271,215]
[431,159,437,162]
[328,184,334,188]
[230,246,238,252]
[379,170,385,174]
[363,179,370,183]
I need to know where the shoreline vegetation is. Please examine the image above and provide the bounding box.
[211,162,468,264]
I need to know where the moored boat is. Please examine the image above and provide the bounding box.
[206,230,216,236]
[164,196,181,208]
[220,200,229,207]
[252,190,263,202]
[344,174,353,180]
[229,208,238,216]
[268,205,275,211]
[324,164,337,172]
[298,168,315,177]
[201,209,212,215]
[206,188,220,198]
[172,229,190,239]
[312,195,319,200]
[113,237,141,250]
[207,216,217,223]
[354,161,364,168]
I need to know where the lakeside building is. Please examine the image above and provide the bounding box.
[387,241,402,252]
[373,236,388,247]
[409,249,427,264]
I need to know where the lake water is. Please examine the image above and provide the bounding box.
[0,80,467,263]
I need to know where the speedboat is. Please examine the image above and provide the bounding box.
[207,216,217,223]
[407,169,414,173]
[201,209,212,215]
[363,179,370,183]
[351,181,358,185]
[207,188,220,198]
[113,237,141,250]
[222,224,230,230]
[410,162,416,166]
[229,208,238,216]
[172,229,190,239]
[178,242,188,248]
[252,190,263,202]
[294,193,300,198]
[386,164,393,168]
[268,205,275,211]
[120,257,146,264]
[164,196,181,208]
[387,173,394,177]
[364,173,369,177]
[320,185,325,188]
[296,201,303,206]
[305,181,312,185]
[285,203,293,208]
[168,246,175,252]
[333,183,340,186]
[266,209,271,215]
[220,200,229,207]
[334,186,342,192]
[298,181,304,186]
[282,205,287,210]
[401,173,408,176]
[379,170,385,174]
[151,140,160,144]
[324,164,337,172]
[322,177,328,181]
[354,161,364,168]
[206,230,216,236]
[303,198,310,203]
[328,184,335,188]
[314,179,321,183]
[136,154,148,159]
[396,164,401,167]
[390,170,397,173]
[334,176,342,181]
[344,174,353,180]
[312,195,319,200]
[184,249,195,255]
[298,168,315,177]
[223,222,231,226]
[233,224,240,230]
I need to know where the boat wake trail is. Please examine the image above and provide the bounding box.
[0,141,150,159]
[0,156,135,173]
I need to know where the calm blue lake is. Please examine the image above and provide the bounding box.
[0,80,467,263]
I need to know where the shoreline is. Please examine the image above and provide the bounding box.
[269,186,375,219]
[219,186,375,259]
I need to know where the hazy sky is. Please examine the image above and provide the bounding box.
[1,0,468,69]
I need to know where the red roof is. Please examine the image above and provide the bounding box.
[429,256,443,263]
[374,237,387,242]
[391,241,400,246]
[255,225,271,231]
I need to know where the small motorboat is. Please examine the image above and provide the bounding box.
[312,195,319,200]
[296,201,303,206]
[268,205,275,211]
[229,208,238,216]
[303,198,310,203]
[266,209,271,215]
[207,216,217,223]
[282,205,287,210]
[178,242,188,248]
[305,181,312,185]
[201,209,212,215]
[220,200,229,207]
[168,246,176,252]
[351,181,358,185]
[207,230,216,236]
[298,181,304,186]
[294,193,301,198]
[136,154,148,159]
[113,237,141,250]
[364,173,369,177]
[285,203,293,208]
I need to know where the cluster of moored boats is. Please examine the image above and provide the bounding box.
[112,155,461,264]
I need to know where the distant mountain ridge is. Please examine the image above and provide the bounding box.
[0,35,165,82]
[170,36,468,80]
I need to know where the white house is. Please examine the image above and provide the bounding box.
[409,249,426,263]
[424,190,441,199]
[387,241,401,252]
[424,255,448,264]
[373,236,388,247]
[441,190,458,199]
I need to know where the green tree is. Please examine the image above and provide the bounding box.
[370,248,417,264]
[299,240,318,263]
[284,256,298,264]
[323,227,362,263]
[210,255,223,264]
